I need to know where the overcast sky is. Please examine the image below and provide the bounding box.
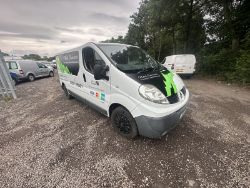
[0,0,140,56]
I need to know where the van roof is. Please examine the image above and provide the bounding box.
[165,54,195,58]
[56,42,137,55]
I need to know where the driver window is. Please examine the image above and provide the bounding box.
[82,47,105,74]
[37,63,45,68]
[37,63,44,69]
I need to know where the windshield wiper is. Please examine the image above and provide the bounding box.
[152,63,161,72]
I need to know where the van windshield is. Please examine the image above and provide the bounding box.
[98,44,161,73]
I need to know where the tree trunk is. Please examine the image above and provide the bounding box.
[232,37,239,50]
[171,17,177,54]
[158,34,162,61]
[223,0,239,50]
[184,0,194,53]
[172,26,177,54]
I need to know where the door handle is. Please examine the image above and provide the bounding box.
[83,73,86,82]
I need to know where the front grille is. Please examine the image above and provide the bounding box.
[167,93,179,104]
[181,87,186,96]
[167,87,186,104]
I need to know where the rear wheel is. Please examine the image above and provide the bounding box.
[111,106,138,138]
[62,84,73,99]
[49,71,54,77]
[12,78,17,86]
[28,74,35,82]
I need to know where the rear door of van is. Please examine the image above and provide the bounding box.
[174,55,196,74]
[57,51,81,97]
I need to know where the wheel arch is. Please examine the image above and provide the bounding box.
[108,94,138,117]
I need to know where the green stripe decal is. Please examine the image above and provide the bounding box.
[56,56,71,74]
[161,72,177,97]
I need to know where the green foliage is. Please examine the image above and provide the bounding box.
[101,36,125,43]
[103,0,250,83]
[22,54,55,61]
[23,54,42,60]
[235,50,250,83]
[200,49,239,78]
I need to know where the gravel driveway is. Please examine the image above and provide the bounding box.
[0,74,249,188]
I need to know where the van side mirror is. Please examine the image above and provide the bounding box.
[93,64,109,80]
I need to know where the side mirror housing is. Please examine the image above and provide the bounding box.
[93,64,109,80]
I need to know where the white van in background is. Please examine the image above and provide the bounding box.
[57,43,189,139]
[162,54,196,77]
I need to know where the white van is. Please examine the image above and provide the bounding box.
[56,43,189,138]
[162,54,196,77]
[6,60,54,83]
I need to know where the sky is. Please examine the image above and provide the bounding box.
[0,0,140,56]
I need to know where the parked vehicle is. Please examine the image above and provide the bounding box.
[51,60,57,69]
[6,60,54,83]
[38,61,57,70]
[57,43,189,138]
[162,54,196,77]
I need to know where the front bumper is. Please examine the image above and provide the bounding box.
[135,104,187,138]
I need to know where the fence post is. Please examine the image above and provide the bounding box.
[0,54,17,99]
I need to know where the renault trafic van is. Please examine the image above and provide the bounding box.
[57,43,189,138]
[162,54,196,77]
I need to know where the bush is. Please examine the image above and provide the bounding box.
[199,49,239,79]
[234,50,250,83]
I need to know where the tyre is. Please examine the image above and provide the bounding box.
[111,106,138,138]
[28,74,35,82]
[62,84,73,99]
[49,71,54,77]
[12,78,17,86]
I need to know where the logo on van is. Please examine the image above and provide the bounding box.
[100,93,105,101]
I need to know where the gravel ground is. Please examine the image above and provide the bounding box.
[0,74,249,188]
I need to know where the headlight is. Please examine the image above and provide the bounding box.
[139,84,169,104]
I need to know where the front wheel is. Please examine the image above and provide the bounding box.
[12,78,17,86]
[62,85,73,99]
[111,106,138,139]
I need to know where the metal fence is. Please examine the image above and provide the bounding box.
[0,54,17,99]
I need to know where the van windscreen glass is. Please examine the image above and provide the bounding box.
[98,44,162,73]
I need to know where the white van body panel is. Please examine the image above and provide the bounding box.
[163,54,196,75]
[108,67,140,116]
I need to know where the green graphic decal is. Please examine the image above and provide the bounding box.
[161,72,177,97]
[56,56,71,74]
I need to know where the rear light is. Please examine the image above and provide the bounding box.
[19,70,24,74]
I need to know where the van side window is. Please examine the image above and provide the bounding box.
[9,62,18,69]
[82,47,105,74]
[95,52,105,66]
